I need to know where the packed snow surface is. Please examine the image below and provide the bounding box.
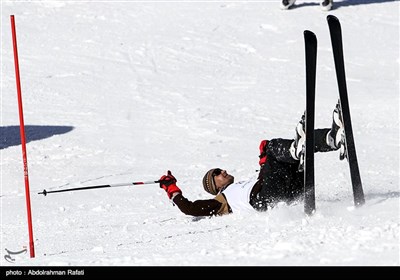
[1,0,399,266]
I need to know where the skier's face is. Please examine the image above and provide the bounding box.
[213,169,234,192]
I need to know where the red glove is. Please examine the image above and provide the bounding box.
[259,140,268,166]
[159,170,182,199]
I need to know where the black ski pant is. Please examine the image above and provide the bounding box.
[251,128,336,211]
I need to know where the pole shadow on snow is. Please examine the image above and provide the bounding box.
[0,125,74,150]
[365,191,400,205]
[294,0,395,10]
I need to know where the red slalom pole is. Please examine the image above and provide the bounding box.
[10,15,35,258]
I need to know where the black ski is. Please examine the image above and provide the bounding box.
[303,30,317,215]
[327,15,365,206]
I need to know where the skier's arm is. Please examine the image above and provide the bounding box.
[159,171,231,217]
[172,193,230,217]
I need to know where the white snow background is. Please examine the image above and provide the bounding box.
[0,0,399,267]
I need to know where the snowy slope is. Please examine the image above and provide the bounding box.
[1,0,399,266]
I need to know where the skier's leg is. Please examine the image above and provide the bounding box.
[260,112,304,165]
[315,128,337,152]
[286,164,304,202]
[268,138,299,164]
[265,103,345,164]
[253,155,296,210]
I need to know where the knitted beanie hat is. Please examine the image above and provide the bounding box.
[202,168,219,195]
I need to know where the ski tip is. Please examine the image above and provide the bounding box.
[304,30,313,35]
[304,30,317,41]
[327,15,342,33]
[327,15,339,24]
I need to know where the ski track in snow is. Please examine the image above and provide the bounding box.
[1,1,399,266]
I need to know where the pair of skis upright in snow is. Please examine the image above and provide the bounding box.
[302,15,365,215]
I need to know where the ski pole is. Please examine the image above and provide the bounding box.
[38,180,161,196]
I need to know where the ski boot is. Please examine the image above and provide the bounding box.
[326,101,346,160]
[280,0,296,10]
[290,113,306,171]
[320,0,333,11]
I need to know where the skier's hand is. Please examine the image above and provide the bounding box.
[159,170,181,199]
[258,140,268,166]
